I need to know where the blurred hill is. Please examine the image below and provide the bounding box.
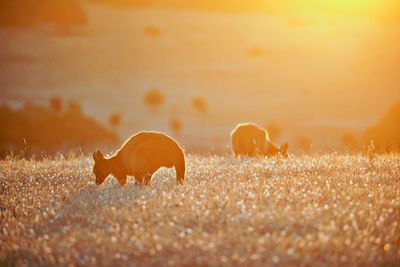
[0,1,87,29]
[364,101,400,152]
[0,100,117,157]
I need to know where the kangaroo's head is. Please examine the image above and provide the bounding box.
[279,143,289,158]
[92,150,110,185]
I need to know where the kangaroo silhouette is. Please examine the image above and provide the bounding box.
[231,123,288,157]
[93,131,185,186]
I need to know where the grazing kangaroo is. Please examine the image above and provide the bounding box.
[230,123,288,158]
[92,131,185,186]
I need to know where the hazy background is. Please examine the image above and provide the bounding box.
[1,0,400,152]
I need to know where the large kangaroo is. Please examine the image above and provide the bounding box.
[231,123,288,158]
[93,131,185,186]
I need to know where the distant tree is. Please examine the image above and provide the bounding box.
[50,97,62,113]
[169,118,182,135]
[266,123,281,140]
[109,113,121,128]
[296,135,312,153]
[144,89,164,111]
[341,132,358,151]
[364,101,400,152]
[248,47,263,58]
[192,97,207,113]
[144,26,161,37]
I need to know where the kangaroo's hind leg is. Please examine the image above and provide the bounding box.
[134,175,144,186]
[143,173,153,186]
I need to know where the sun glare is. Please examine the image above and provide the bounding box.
[320,0,383,13]
[274,0,387,18]
[1,0,400,266]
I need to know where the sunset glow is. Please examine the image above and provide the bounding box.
[0,2,399,265]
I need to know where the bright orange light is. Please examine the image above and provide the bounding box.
[266,0,388,19]
[311,0,385,15]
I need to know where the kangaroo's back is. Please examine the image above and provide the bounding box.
[118,132,155,152]
[117,131,185,183]
[231,123,268,156]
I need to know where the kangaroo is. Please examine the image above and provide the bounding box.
[92,131,185,186]
[230,123,288,158]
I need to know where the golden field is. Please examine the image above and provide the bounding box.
[1,154,399,266]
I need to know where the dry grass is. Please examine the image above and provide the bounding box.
[1,154,399,267]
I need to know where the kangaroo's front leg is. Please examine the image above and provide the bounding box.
[116,175,127,187]
[135,175,144,186]
[143,173,153,186]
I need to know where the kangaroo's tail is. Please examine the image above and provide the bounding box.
[174,147,186,184]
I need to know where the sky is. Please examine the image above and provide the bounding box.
[0,0,399,150]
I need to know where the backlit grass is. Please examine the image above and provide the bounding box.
[1,154,399,266]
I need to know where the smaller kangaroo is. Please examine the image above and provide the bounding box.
[231,123,288,158]
[93,131,185,186]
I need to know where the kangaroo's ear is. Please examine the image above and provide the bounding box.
[93,150,104,162]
